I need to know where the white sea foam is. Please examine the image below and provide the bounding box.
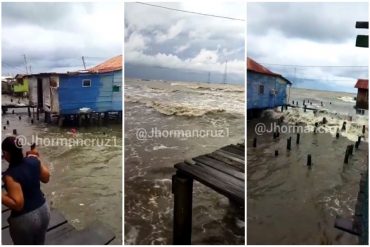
[337,96,356,103]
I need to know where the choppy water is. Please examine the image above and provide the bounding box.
[247,88,368,244]
[124,79,245,244]
[1,95,122,244]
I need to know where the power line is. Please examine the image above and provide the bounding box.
[135,2,245,22]
[261,63,368,68]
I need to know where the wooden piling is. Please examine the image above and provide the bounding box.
[336,132,340,138]
[172,172,193,245]
[12,129,17,135]
[362,125,366,135]
[355,141,360,149]
[342,121,346,131]
[12,110,14,114]
[3,126,6,130]
[6,120,9,125]
[27,107,31,117]
[348,145,354,156]
[18,116,21,120]
[307,154,312,166]
[253,137,257,147]
[344,147,350,163]
[304,105,307,112]
[275,150,278,156]
[296,133,300,144]
[31,119,34,124]
[287,137,291,150]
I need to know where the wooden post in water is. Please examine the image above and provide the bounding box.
[287,137,291,150]
[296,133,300,144]
[27,107,31,117]
[253,137,257,147]
[6,120,9,125]
[341,121,346,131]
[344,146,350,163]
[18,116,21,120]
[307,154,312,166]
[36,107,39,121]
[12,129,17,135]
[348,144,354,156]
[3,126,6,130]
[304,104,307,112]
[31,119,34,124]
[275,150,278,156]
[172,172,193,245]
[362,125,366,135]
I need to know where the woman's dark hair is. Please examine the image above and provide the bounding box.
[2,136,24,165]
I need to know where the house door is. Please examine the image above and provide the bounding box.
[37,78,43,108]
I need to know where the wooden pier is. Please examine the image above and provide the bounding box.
[172,143,245,244]
[2,204,115,245]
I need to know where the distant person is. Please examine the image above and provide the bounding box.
[2,137,50,245]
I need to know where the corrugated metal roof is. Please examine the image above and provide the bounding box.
[247,57,279,76]
[88,55,122,73]
[355,79,369,89]
[247,57,291,84]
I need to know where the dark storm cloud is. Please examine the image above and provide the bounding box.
[247,2,368,92]
[248,2,368,43]
[124,2,245,80]
[2,2,123,75]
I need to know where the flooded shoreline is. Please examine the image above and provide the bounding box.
[124,79,245,244]
[247,88,368,244]
[1,97,122,243]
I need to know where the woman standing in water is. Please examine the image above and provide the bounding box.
[2,136,51,244]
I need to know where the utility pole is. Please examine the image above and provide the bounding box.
[23,54,29,74]
[82,56,87,70]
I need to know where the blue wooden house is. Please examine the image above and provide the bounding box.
[58,55,122,115]
[247,57,291,111]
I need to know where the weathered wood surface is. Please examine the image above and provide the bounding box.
[174,143,245,205]
[2,205,115,245]
[172,143,245,244]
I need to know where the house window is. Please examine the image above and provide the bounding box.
[259,84,264,95]
[82,79,91,87]
[112,85,120,92]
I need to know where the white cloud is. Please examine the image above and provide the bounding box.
[125,2,245,77]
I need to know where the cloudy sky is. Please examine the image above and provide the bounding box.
[125,2,245,84]
[248,2,369,93]
[2,2,123,75]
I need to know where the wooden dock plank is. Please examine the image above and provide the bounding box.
[192,155,244,180]
[220,145,245,157]
[175,162,244,204]
[213,149,245,163]
[206,152,244,172]
[46,222,115,245]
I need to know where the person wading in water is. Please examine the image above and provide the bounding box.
[2,136,50,244]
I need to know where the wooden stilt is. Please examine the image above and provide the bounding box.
[172,172,193,245]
